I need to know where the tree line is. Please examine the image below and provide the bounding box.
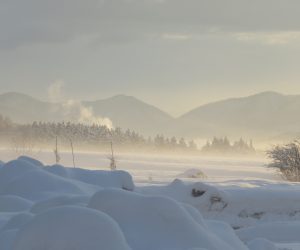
[0,116,197,154]
[202,136,256,155]
[0,114,257,155]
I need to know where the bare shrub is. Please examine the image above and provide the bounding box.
[267,141,300,182]
[54,136,61,164]
[108,141,117,170]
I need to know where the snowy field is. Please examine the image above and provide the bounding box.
[1,149,300,249]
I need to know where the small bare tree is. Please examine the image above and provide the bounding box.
[70,138,76,168]
[54,136,61,164]
[108,141,117,170]
[267,141,300,182]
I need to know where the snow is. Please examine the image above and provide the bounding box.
[237,221,300,243]
[45,164,135,190]
[88,188,242,250]
[0,230,17,250]
[177,168,207,179]
[0,196,33,212]
[1,213,34,231]
[247,238,278,250]
[16,156,44,167]
[12,206,132,250]
[0,157,134,201]
[206,220,248,250]
[30,195,89,214]
[139,179,229,213]
[0,152,300,249]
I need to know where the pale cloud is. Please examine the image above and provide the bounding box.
[161,33,191,41]
[2,0,300,49]
[234,31,300,45]
[2,0,300,116]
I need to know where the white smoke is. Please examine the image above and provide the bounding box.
[47,81,113,129]
[63,100,113,129]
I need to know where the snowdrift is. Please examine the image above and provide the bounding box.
[1,213,34,232]
[247,238,278,250]
[88,189,245,250]
[45,164,134,190]
[0,157,135,201]
[2,156,290,250]
[12,206,132,250]
[140,179,229,213]
[0,196,33,212]
[237,221,300,243]
[30,195,89,214]
[140,178,300,233]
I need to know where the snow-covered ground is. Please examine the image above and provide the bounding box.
[0,149,300,249]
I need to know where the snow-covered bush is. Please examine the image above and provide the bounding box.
[267,141,300,181]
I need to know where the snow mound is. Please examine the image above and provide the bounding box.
[0,230,17,250]
[178,168,207,179]
[88,188,240,250]
[206,220,248,250]
[181,203,207,227]
[247,238,278,250]
[140,179,229,213]
[30,195,89,214]
[0,158,134,200]
[0,195,33,212]
[45,164,135,190]
[1,213,34,231]
[237,221,300,243]
[17,156,44,167]
[0,167,89,200]
[12,206,132,250]
[0,160,40,192]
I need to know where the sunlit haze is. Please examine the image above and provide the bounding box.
[1,0,300,116]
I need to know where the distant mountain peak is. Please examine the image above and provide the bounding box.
[0,91,32,98]
[0,91,45,103]
[249,91,283,98]
[107,94,138,101]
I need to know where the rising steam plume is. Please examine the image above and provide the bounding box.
[47,80,113,129]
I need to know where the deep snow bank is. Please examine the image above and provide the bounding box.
[0,157,134,201]
[0,230,17,250]
[0,156,274,250]
[88,188,245,250]
[45,164,134,190]
[0,196,33,212]
[140,178,300,231]
[12,206,132,250]
[1,212,34,232]
[247,238,278,250]
[236,221,300,243]
[140,179,229,213]
[30,195,89,214]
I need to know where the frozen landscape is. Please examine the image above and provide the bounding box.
[0,150,299,250]
[2,0,300,249]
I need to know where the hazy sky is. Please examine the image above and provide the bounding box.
[1,0,300,116]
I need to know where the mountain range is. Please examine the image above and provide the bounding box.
[1,91,300,141]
